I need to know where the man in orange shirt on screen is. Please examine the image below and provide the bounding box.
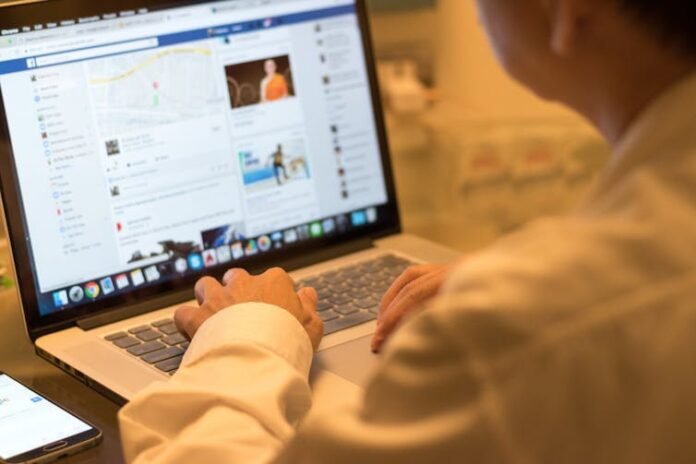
[261,58,289,102]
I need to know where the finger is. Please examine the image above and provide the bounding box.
[222,268,250,286]
[298,286,318,312]
[296,287,323,350]
[174,305,214,339]
[262,267,294,286]
[378,265,433,319]
[306,314,324,351]
[372,274,442,352]
[194,276,223,305]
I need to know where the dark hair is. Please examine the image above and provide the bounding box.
[619,1,696,55]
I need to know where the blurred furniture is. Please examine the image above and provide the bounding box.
[386,108,610,253]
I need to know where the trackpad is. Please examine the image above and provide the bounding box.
[312,335,380,387]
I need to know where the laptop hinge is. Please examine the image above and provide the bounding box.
[76,238,375,331]
[248,237,375,275]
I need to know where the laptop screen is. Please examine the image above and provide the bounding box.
[0,0,396,321]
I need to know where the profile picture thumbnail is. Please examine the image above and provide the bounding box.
[105,139,121,156]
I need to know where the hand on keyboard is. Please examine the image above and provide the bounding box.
[371,263,453,353]
[174,267,324,350]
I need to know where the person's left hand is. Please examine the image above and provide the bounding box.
[174,268,324,350]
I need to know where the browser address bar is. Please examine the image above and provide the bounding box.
[35,38,159,67]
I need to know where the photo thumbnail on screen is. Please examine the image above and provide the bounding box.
[225,55,295,108]
[238,137,311,193]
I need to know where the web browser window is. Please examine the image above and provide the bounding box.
[0,0,389,316]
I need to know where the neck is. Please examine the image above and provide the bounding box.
[574,51,695,148]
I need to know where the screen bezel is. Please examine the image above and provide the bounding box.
[0,0,402,341]
[0,372,102,463]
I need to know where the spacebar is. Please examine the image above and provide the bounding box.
[323,312,375,335]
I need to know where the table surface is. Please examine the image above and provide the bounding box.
[0,289,124,463]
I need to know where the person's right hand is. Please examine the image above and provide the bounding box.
[371,263,452,353]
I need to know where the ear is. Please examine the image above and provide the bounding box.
[547,0,593,56]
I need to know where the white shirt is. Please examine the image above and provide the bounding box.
[119,72,696,464]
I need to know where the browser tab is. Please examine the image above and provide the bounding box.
[59,20,76,27]
[119,10,136,17]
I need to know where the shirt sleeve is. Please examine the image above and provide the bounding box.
[118,303,315,464]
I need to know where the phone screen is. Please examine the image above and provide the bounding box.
[0,374,92,460]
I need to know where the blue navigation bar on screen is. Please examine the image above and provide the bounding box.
[0,4,356,75]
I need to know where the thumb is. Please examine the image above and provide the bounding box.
[297,286,318,311]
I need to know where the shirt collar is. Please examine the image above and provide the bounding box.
[599,70,696,186]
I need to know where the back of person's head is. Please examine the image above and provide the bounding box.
[619,0,696,57]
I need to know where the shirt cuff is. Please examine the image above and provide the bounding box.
[181,303,314,377]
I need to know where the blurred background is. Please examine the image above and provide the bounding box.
[0,0,611,291]
[368,0,609,251]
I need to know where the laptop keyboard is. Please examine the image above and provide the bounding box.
[104,254,414,375]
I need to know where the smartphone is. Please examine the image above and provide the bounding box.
[0,372,102,464]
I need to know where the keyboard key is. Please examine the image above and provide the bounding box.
[322,274,343,285]
[324,312,375,335]
[328,295,352,306]
[105,332,127,341]
[179,342,190,350]
[352,291,372,300]
[335,304,359,316]
[329,284,350,295]
[136,329,162,342]
[316,301,334,312]
[319,310,340,322]
[354,298,379,309]
[142,347,184,364]
[155,355,184,373]
[113,336,140,349]
[128,325,150,334]
[162,333,187,346]
[151,319,173,328]
[127,341,166,356]
[158,324,180,335]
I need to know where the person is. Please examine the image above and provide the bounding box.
[120,0,696,462]
[260,59,289,102]
[269,144,290,186]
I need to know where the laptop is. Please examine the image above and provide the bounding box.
[0,0,459,404]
